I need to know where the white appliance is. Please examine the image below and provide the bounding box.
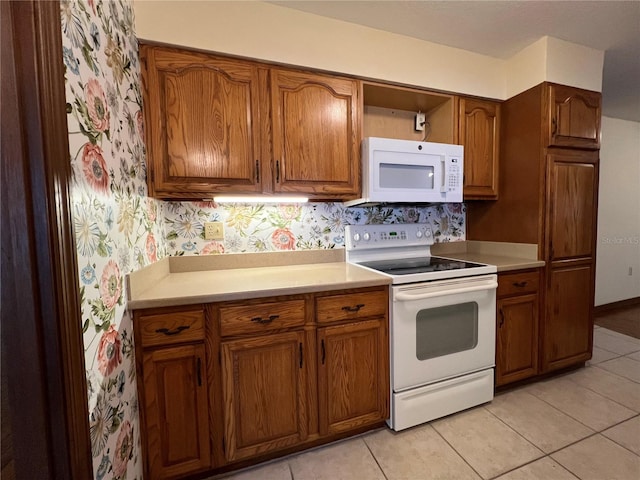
[346,223,497,431]
[344,137,464,207]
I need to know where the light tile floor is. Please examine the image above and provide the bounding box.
[218,327,640,480]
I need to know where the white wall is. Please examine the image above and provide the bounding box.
[595,116,640,305]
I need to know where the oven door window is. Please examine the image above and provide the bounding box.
[415,302,478,360]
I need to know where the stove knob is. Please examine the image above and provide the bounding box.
[353,233,361,243]
[424,228,433,238]
[363,232,371,241]
[416,230,423,238]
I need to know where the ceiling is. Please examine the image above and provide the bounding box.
[271,1,640,122]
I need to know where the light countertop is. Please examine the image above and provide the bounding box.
[431,241,545,272]
[126,251,390,310]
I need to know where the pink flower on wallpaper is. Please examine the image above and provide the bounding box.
[271,228,296,250]
[200,241,225,255]
[97,324,122,377]
[278,204,301,220]
[448,203,463,214]
[112,419,133,477]
[99,260,122,310]
[84,78,110,132]
[146,233,157,263]
[146,199,157,222]
[81,143,109,193]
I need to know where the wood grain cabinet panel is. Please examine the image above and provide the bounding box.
[141,45,263,198]
[547,84,601,149]
[315,290,387,324]
[543,264,594,372]
[496,294,539,386]
[459,97,500,200]
[270,69,360,197]
[221,331,308,461]
[548,153,598,261]
[142,344,210,479]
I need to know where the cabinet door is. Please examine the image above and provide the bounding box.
[270,69,360,198]
[142,46,263,198]
[547,84,601,149]
[142,344,210,479]
[496,294,538,386]
[459,98,500,199]
[548,153,598,261]
[317,319,388,436]
[542,265,594,372]
[221,331,307,461]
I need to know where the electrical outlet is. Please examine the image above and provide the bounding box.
[415,112,426,132]
[204,222,224,240]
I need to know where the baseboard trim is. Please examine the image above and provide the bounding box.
[595,297,640,315]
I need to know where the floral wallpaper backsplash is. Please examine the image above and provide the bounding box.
[62,0,165,478]
[164,202,465,255]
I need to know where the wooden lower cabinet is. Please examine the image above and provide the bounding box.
[495,270,540,387]
[142,344,211,479]
[221,331,308,461]
[542,264,594,372]
[317,319,388,435]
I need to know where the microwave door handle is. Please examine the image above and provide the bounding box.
[395,282,498,302]
[440,159,447,193]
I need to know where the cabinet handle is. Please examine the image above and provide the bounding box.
[256,160,260,183]
[342,304,365,313]
[196,357,202,387]
[155,325,190,336]
[512,281,528,288]
[552,117,558,135]
[276,160,280,183]
[499,309,505,328]
[299,343,303,369]
[250,314,279,324]
[321,339,326,365]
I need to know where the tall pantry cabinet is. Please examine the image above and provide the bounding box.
[467,82,601,374]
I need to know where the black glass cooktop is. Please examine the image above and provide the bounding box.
[358,257,486,275]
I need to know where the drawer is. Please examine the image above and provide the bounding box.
[219,299,305,337]
[138,308,205,348]
[316,289,388,324]
[498,270,540,297]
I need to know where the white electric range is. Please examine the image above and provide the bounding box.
[346,223,497,431]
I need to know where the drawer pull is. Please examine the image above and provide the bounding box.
[499,309,505,328]
[196,357,202,387]
[155,325,190,336]
[321,339,326,365]
[341,304,365,313]
[512,281,528,288]
[250,314,280,324]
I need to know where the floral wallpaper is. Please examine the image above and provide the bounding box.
[164,202,465,255]
[61,0,165,478]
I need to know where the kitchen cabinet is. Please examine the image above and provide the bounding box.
[547,84,601,149]
[140,46,264,199]
[221,331,308,461]
[315,291,388,436]
[270,69,360,197]
[134,307,211,479]
[141,44,360,200]
[495,270,540,386]
[458,97,500,200]
[467,82,600,377]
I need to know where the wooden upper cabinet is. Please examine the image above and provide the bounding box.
[547,151,598,262]
[141,45,263,198]
[270,69,360,198]
[459,97,500,200]
[547,84,601,149]
[142,344,210,479]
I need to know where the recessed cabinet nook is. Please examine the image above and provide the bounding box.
[135,41,602,479]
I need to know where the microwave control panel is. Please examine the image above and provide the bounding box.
[444,157,462,193]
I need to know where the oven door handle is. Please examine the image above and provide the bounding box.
[394,282,498,301]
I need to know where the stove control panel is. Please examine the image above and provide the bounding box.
[345,223,433,250]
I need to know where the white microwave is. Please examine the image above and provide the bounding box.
[345,137,464,206]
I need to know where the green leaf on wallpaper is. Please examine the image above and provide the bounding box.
[166,231,178,240]
[96,240,109,257]
[66,103,73,114]
[82,318,90,334]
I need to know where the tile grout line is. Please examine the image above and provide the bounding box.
[594,360,640,385]
[429,419,488,480]
[361,437,390,480]
[598,413,640,459]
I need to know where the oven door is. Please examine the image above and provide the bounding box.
[391,274,497,392]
